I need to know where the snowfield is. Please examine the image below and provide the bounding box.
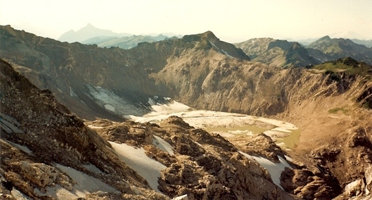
[130,100,299,150]
[109,141,166,192]
[240,151,292,189]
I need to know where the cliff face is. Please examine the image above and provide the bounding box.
[0,26,248,120]
[2,25,369,120]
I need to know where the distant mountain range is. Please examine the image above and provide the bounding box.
[351,39,372,48]
[236,35,372,67]
[58,23,131,42]
[308,36,372,64]
[59,24,179,49]
[83,34,171,49]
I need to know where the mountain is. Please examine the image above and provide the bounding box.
[0,25,248,120]
[308,35,372,65]
[236,38,319,67]
[236,36,372,67]
[1,58,299,199]
[58,23,130,43]
[1,25,372,199]
[83,34,170,49]
[351,39,372,48]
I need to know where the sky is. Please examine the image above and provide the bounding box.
[1,0,371,43]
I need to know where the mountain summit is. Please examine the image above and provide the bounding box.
[307,35,372,64]
[58,23,130,43]
[236,38,317,67]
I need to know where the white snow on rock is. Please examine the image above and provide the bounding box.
[153,135,174,155]
[56,164,117,194]
[11,188,31,200]
[129,100,298,149]
[172,194,188,200]
[87,125,104,129]
[256,118,297,133]
[69,87,77,97]
[109,142,166,192]
[82,163,104,175]
[34,186,78,200]
[148,98,156,106]
[35,164,117,200]
[87,85,142,116]
[4,139,33,155]
[240,151,291,189]
[104,104,115,112]
[263,130,290,138]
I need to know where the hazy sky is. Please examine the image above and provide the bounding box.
[1,0,371,42]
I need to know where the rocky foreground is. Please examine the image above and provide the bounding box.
[1,56,371,199]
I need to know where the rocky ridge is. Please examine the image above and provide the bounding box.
[1,26,372,199]
[0,25,248,121]
[307,36,372,65]
[235,38,318,67]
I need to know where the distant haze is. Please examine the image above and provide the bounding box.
[0,0,371,43]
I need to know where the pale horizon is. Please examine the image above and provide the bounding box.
[1,0,371,43]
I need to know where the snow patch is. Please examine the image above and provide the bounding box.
[228,130,253,135]
[153,135,174,155]
[11,188,31,200]
[263,130,290,138]
[7,140,33,155]
[148,98,156,106]
[130,101,299,149]
[87,85,142,116]
[35,163,117,200]
[87,125,104,129]
[256,118,298,133]
[284,155,293,162]
[221,49,233,58]
[0,113,23,134]
[109,142,166,192]
[172,194,188,200]
[240,151,291,189]
[209,41,233,58]
[34,186,78,200]
[82,164,104,174]
[104,104,115,112]
[69,87,77,97]
[56,164,117,196]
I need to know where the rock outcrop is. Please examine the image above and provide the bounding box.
[0,59,168,199]
[88,116,295,199]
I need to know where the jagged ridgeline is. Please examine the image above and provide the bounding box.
[1,25,372,199]
[236,36,372,67]
[2,25,370,121]
[0,26,249,120]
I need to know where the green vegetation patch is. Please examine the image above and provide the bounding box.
[205,124,270,135]
[312,57,372,79]
[276,129,301,150]
[328,107,350,115]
